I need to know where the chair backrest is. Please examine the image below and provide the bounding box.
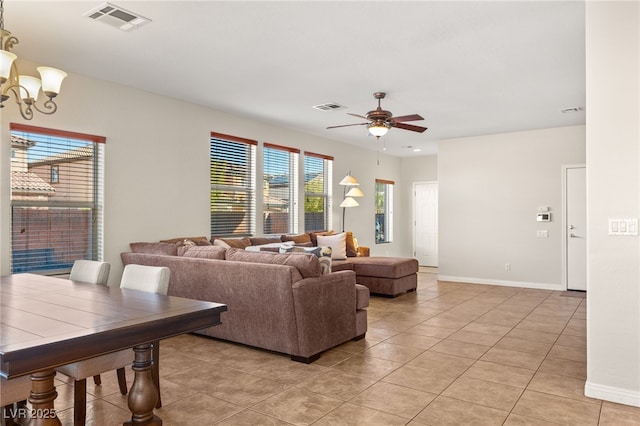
[69,260,111,285]
[120,264,170,295]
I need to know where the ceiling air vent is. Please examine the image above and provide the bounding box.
[313,102,346,112]
[85,3,151,32]
[560,106,583,114]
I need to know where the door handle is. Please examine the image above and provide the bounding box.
[570,233,579,238]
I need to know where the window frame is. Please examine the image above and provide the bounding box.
[9,123,106,275]
[375,178,394,244]
[262,142,299,235]
[210,132,257,237]
[303,151,333,232]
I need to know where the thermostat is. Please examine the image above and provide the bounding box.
[537,213,551,222]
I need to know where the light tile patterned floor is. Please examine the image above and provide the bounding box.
[21,271,640,425]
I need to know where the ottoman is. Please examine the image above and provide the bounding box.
[345,257,419,297]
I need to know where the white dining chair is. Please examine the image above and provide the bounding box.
[68,259,111,285]
[56,264,170,426]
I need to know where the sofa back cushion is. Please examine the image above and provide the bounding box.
[225,248,321,278]
[182,245,227,260]
[130,241,181,256]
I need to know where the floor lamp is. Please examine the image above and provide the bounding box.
[339,172,364,232]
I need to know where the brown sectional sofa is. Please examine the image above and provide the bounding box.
[121,248,368,363]
[332,256,419,297]
[209,232,420,297]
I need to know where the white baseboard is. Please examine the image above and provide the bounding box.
[437,275,563,291]
[585,381,640,407]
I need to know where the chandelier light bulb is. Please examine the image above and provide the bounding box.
[0,49,16,82]
[18,75,41,101]
[38,66,67,97]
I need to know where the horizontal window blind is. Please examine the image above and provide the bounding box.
[10,123,105,274]
[263,143,299,235]
[304,152,333,232]
[210,133,256,237]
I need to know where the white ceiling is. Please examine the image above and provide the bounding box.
[5,1,585,157]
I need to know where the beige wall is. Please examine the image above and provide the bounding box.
[437,126,586,289]
[585,1,640,406]
[0,66,409,283]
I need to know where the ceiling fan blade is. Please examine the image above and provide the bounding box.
[326,122,369,129]
[347,113,370,120]
[393,122,428,133]
[391,114,424,123]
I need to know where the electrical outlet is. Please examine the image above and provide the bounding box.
[505,263,511,271]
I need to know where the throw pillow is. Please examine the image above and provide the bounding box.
[346,231,358,257]
[225,248,321,278]
[212,237,251,249]
[249,237,283,246]
[316,232,347,260]
[281,233,312,244]
[279,245,332,275]
[129,241,181,256]
[181,245,227,260]
[308,230,335,246]
[160,236,211,246]
[176,239,197,256]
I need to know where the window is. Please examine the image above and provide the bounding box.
[375,179,394,243]
[303,152,333,232]
[210,132,256,237]
[10,123,105,274]
[263,143,299,234]
[50,165,59,183]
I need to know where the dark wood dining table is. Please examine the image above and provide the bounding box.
[0,273,227,426]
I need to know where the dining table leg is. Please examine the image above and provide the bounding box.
[27,369,61,426]
[124,343,162,426]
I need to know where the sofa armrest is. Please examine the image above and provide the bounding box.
[291,270,358,359]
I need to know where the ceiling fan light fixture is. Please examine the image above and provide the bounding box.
[368,122,389,137]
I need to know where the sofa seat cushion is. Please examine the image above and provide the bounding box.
[330,260,354,272]
[355,284,370,310]
[226,248,321,278]
[347,257,419,279]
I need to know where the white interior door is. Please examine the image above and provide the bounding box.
[414,182,438,266]
[566,166,587,291]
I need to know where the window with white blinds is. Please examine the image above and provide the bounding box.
[375,179,394,243]
[9,123,105,274]
[304,152,333,232]
[210,132,256,237]
[263,143,299,235]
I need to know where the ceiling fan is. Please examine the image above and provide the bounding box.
[327,92,427,138]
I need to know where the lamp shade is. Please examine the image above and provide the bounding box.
[368,122,389,137]
[339,197,359,208]
[0,50,16,82]
[38,66,67,97]
[339,174,360,186]
[18,75,41,101]
[345,187,364,197]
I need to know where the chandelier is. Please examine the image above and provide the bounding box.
[0,0,66,120]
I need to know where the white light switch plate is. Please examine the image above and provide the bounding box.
[609,218,639,236]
